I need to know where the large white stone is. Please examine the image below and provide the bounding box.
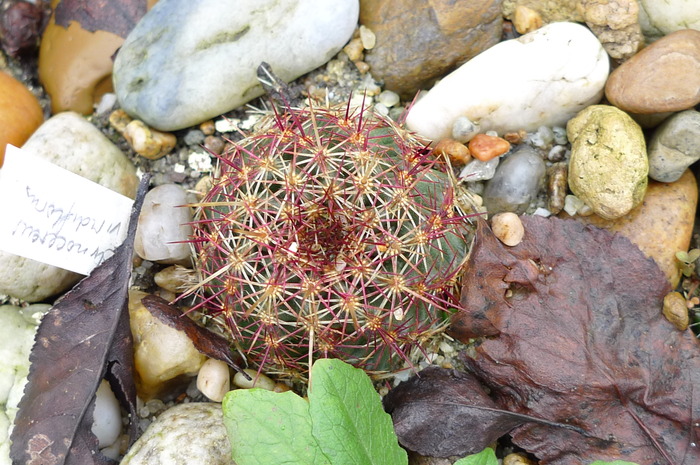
[113,0,359,131]
[638,0,700,41]
[0,112,138,302]
[120,403,233,465]
[405,22,609,143]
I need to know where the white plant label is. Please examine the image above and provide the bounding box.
[0,144,134,275]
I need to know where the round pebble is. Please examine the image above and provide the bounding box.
[482,146,546,214]
[232,369,275,391]
[451,116,480,143]
[359,25,376,50]
[491,212,525,247]
[662,291,689,331]
[434,138,471,165]
[92,380,122,449]
[196,359,230,402]
[377,89,400,108]
[123,120,177,159]
[468,133,511,161]
[184,129,205,146]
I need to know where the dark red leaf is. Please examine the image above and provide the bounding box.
[141,294,249,379]
[10,176,150,465]
[54,0,147,38]
[0,1,43,57]
[384,366,589,458]
[451,216,700,465]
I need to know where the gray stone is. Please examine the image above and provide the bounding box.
[113,0,359,131]
[120,403,233,465]
[0,112,138,302]
[406,22,609,143]
[648,110,700,182]
[482,147,546,214]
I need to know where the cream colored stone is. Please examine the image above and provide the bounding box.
[196,359,230,402]
[491,212,525,247]
[123,120,176,160]
[232,369,275,391]
[567,105,648,219]
[129,290,206,400]
[663,291,689,331]
[573,170,698,287]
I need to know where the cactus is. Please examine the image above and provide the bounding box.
[185,102,475,378]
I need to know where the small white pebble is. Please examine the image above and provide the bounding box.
[233,369,276,391]
[92,380,122,449]
[563,194,585,216]
[374,102,390,116]
[533,207,551,217]
[214,118,239,133]
[196,358,230,402]
[188,150,213,172]
[377,90,400,108]
[359,25,376,49]
[491,212,525,247]
[452,116,480,143]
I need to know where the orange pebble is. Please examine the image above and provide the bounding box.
[433,138,471,165]
[468,133,511,161]
[0,71,43,165]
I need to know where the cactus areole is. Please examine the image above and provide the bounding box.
[186,102,474,378]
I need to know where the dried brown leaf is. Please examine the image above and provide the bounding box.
[54,0,147,38]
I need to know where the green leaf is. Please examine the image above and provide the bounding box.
[687,248,700,262]
[222,388,331,465]
[453,447,498,465]
[588,461,640,465]
[308,358,408,465]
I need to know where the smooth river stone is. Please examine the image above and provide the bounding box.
[567,105,648,220]
[647,110,700,182]
[405,22,609,143]
[638,0,700,41]
[573,170,697,288]
[0,112,138,302]
[0,71,43,163]
[113,0,359,131]
[605,29,700,114]
[482,146,546,215]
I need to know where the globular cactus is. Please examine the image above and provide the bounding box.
[185,102,474,378]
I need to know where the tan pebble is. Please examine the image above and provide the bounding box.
[491,212,524,247]
[199,119,216,135]
[513,5,543,34]
[154,265,197,293]
[108,109,133,133]
[663,292,689,331]
[547,162,568,215]
[433,138,471,165]
[343,37,364,61]
[233,369,276,391]
[196,358,230,402]
[571,169,697,287]
[0,70,43,163]
[193,175,214,200]
[359,25,376,49]
[354,60,370,74]
[123,120,176,159]
[504,452,537,465]
[468,133,511,161]
[503,130,527,144]
[273,382,291,393]
[204,135,225,154]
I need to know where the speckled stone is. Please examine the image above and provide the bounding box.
[120,403,233,465]
[359,0,502,98]
[566,105,648,219]
[647,110,700,182]
[605,29,700,114]
[573,170,697,287]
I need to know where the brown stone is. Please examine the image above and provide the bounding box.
[573,169,698,287]
[360,0,502,99]
[433,138,471,166]
[0,70,43,164]
[663,291,689,331]
[468,133,511,161]
[605,29,700,114]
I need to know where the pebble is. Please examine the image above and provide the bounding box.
[359,0,502,98]
[0,70,43,162]
[573,169,697,287]
[547,162,568,215]
[134,184,194,264]
[566,105,648,220]
[468,134,511,161]
[92,380,122,449]
[154,265,196,293]
[482,146,546,214]
[0,112,139,302]
[123,120,177,160]
[359,25,376,49]
[37,0,152,115]
[406,22,609,142]
[232,369,275,391]
[433,138,471,166]
[491,212,525,247]
[451,116,480,143]
[459,157,499,183]
[113,0,359,131]
[563,194,586,217]
[647,110,700,182]
[120,403,234,465]
[196,359,230,403]
[203,135,225,155]
[502,0,644,60]
[605,29,700,114]
[527,125,554,149]
[662,291,690,331]
[184,129,206,146]
[638,0,700,41]
[377,89,400,108]
[128,290,207,400]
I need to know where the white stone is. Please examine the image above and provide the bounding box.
[113,0,360,131]
[0,112,139,302]
[196,359,230,402]
[120,403,233,465]
[134,184,194,265]
[92,380,122,449]
[638,0,700,41]
[406,22,609,143]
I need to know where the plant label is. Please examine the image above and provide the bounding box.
[0,144,134,275]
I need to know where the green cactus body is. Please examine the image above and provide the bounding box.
[187,103,474,378]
